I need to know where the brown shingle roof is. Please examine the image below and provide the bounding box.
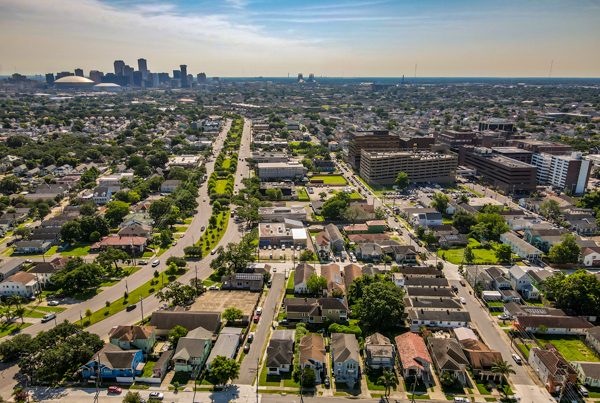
[299,334,326,365]
[108,325,156,342]
[395,332,431,370]
[516,315,593,330]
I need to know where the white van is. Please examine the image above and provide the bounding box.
[41,313,56,323]
[152,260,160,267]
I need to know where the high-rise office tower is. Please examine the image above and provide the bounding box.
[45,73,55,86]
[173,70,181,79]
[308,73,315,83]
[187,74,193,86]
[114,60,125,76]
[56,71,74,79]
[133,71,143,87]
[180,65,188,87]
[158,73,170,84]
[137,58,148,80]
[197,72,207,83]
[123,65,134,85]
[89,70,103,84]
[150,73,159,88]
[298,73,304,82]
[74,68,83,77]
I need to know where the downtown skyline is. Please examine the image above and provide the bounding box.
[1,0,600,78]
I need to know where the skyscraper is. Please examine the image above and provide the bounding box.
[173,70,181,79]
[56,71,74,79]
[45,73,55,87]
[89,70,103,84]
[138,58,148,80]
[180,65,188,87]
[133,71,143,87]
[123,65,134,85]
[197,72,207,83]
[74,68,83,77]
[114,60,125,76]
[298,73,304,82]
[158,73,170,84]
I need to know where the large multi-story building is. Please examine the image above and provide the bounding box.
[514,140,571,155]
[256,162,307,181]
[435,129,477,150]
[398,136,436,150]
[459,146,537,194]
[89,70,103,84]
[531,152,592,194]
[348,130,400,169]
[491,147,534,164]
[45,73,54,87]
[114,60,125,76]
[478,119,515,132]
[359,150,458,185]
[197,73,207,83]
[74,68,83,77]
[251,152,290,164]
[180,65,188,87]
[138,58,148,80]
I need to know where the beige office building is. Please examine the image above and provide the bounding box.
[359,150,458,185]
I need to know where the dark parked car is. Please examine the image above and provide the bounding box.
[244,343,251,353]
[324,376,330,388]
[459,280,466,287]
[248,333,254,343]
[126,304,137,312]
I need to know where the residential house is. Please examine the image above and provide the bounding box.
[343,264,362,291]
[325,224,345,252]
[502,302,565,318]
[0,259,24,281]
[404,297,464,311]
[266,339,294,375]
[314,232,332,260]
[152,350,174,380]
[320,264,344,297]
[93,186,112,205]
[161,180,181,193]
[206,327,242,372]
[523,229,569,254]
[13,240,52,255]
[28,262,61,285]
[395,332,433,381]
[148,311,222,337]
[485,267,512,290]
[312,158,335,172]
[405,287,455,299]
[516,315,593,335]
[582,247,600,267]
[173,327,213,372]
[404,277,449,289]
[221,272,264,291]
[585,326,600,354]
[90,236,147,254]
[500,232,543,263]
[465,266,494,291]
[407,309,472,329]
[25,183,68,201]
[411,212,443,228]
[427,337,469,383]
[459,339,503,382]
[108,325,157,354]
[427,225,458,237]
[365,220,387,233]
[298,334,326,383]
[571,361,600,388]
[80,343,144,379]
[331,333,360,386]
[29,227,62,244]
[439,234,469,248]
[364,333,395,369]
[565,216,598,236]
[284,298,348,323]
[0,271,40,297]
[354,242,382,261]
[118,224,152,238]
[508,265,532,292]
[529,346,577,393]
[294,263,316,294]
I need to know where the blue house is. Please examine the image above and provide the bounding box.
[312,158,335,172]
[80,344,144,379]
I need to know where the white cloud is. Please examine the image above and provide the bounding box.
[223,0,248,9]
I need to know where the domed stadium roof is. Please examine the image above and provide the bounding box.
[54,76,95,85]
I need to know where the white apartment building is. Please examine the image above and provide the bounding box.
[531,152,592,194]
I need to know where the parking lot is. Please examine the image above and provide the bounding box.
[258,242,314,261]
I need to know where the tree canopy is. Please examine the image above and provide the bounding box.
[548,234,581,264]
[356,281,405,331]
[545,269,600,315]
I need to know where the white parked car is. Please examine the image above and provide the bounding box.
[48,300,60,306]
[460,297,466,304]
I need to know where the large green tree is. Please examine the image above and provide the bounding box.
[544,269,600,315]
[495,244,513,264]
[50,260,103,294]
[548,234,581,264]
[209,238,256,274]
[356,281,405,331]
[104,201,130,224]
[430,193,450,214]
[470,213,508,242]
[149,197,172,220]
[209,356,240,386]
[95,247,131,273]
[321,192,351,220]
[306,274,328,296]
[395,172,409,190]
[168,325,188,346]
[155,281,196,307]
[452,210,478,233]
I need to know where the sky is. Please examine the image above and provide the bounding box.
[1,0,599,77]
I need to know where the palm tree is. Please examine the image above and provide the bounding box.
[376,370,398,397]
[491,360,516,395]
[382,255,393,271]
[14,307,26,324]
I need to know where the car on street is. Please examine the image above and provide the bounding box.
[459,280,466,287]
[512,354,522,365]
[208,285,219,290]
[201,226,205,231]
[108,386,122,394]
[324,376,330,388]
[211,249,217,255]
[173,241,177,246]
[25,259,32,263]
[139,260,148,265]
[256,307,263,315]
[254,315,259,323]
[149,392,164,400]
[453,398,469,403]
[152,260,160,267]
[48,300,60,306]
[244,343,251,353]
[267,280,272,287]
[460,297,466,304]
[126,304,137,312]
[53,293,65,299]
[248,333,254,343]
[498,314,511,320]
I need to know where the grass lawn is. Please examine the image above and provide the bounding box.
[83,268,187,327]
[407,394,430,400]
[203,280,215,287]
[517,344,530,359]
[60,243,92,257]
[349,191,363,199]
[33,306,67,313]
[485,399,498,402]
[215,179,228,194]
[475,381,492,395]
[297,188,310,201]
[441,383,465,395]
[184,219,192,224]
[310,175,347,185]
[437,238,498,265]
[122,266,142,277]
[442,218,453,224]
[282,373,299,388]
[171,371,192,385]
[20,309,47,318]
[222,158,231,169]
[366,369,395,391]
[286,275,294,290]
[44,245,59,256]
[585,387,600,398]
[196,212,230,258]
[0,322,32,338]
[157,245,172,257]
[173,226,187,232]
[142,251,154,258]
[98,279,120,287]
[488,302,504,307]
[491,312,504,316]
[461,186,484,197]
[535,335,600,362]
[498,384,513,395]
[141,361,157,378]
[258,365,281,387]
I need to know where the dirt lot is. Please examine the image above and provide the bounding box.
[258,243,314,261]
[191,290,260,320]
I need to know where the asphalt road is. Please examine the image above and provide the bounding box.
[237,272,285,385]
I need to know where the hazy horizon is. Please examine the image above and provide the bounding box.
[2,0,599,78]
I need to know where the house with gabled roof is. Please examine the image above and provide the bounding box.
[299,334,326,383]
[294,263,315,294]
[428,337,469,383]
[80,343,144,379]
[108,325,157,354]
[459,339,503,382]
[515,315,593,335]
[364,333,394,369]
[321,263,344,297]
[395,332,432,381]
[529,346,577,393]
[343,264,362,291]
[331,333,360,386]
[284,298,348,323]
[266,339,294,375]
[173,327,213,372]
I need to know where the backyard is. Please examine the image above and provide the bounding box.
[535,335,600,362]
[297,188,310,201]
[436,238,498,265]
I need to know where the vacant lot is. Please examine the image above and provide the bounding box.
[535,335,600,362]
[310,175,347,185]
[437,238,497,265]
[191,289,260,320]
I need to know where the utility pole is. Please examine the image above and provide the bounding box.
[256,360,259,403]
[411,376,419,403]
[139,295,144,323]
